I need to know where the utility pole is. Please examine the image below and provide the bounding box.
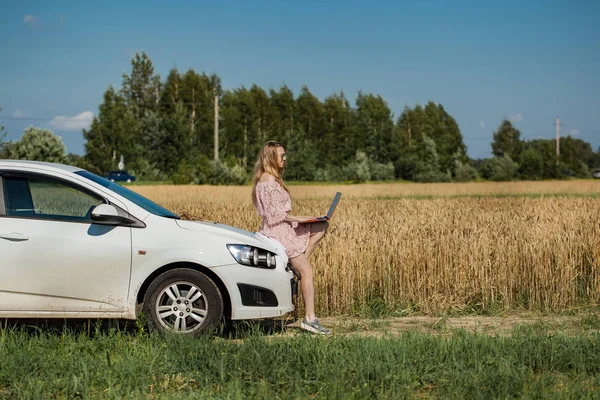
[554,116,561,164]
[210,74,221,161]
[214,91,219,160]
[406,111,412,147]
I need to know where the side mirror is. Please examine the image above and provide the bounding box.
[91,204,133,226]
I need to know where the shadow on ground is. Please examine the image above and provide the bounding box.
[0,316,301,339]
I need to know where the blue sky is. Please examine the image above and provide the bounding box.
[1,0,598,159]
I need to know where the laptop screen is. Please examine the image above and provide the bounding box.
[326,192,342,218]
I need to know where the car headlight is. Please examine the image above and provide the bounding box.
[227,244,277,269]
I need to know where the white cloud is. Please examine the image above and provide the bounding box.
[49,111,94,131]
[569,129,580,136]
[508,113,523,123]
[23,14,37,25]
[12,109,31,118]
[479,120,485,129]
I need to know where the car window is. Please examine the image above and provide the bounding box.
[3,175,104,222]
[76,170,179,219]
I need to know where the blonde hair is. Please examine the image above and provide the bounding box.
[252,141,288,206]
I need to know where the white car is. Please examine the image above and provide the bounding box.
[0,160,295,335]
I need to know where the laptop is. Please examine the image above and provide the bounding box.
[299,192,342,224]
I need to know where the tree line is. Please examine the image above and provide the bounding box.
[1,53,599,183]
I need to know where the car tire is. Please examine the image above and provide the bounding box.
[127,179,131,183]
[142,268,223,336]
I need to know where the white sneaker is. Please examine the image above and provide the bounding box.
[300,318,331,335]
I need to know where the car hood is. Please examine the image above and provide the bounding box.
[175,220,278,253]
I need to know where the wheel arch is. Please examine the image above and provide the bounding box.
[136,261,232,321]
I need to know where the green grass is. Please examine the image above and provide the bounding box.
[1,322,599,399]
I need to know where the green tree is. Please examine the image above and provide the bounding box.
[422,102,467,174]
[521,139,559,179]
[591,146,600,170]
[220,89,244,164]
[559,136,595,177]
[159,67,182,115]
[84,86,140,174]
[284,127,319,181]
[135,109,168,179]
[161,102,194,175]
[269,84,297,144]
[180,69,213,157]
[491,120,523,164]
[355,92,395,164]
[249,84,270,146]
[393,106,421,180]
[519,147,544,180]
[394,103,465,180]
[4,126,67,163]
[413,134,451,182]
[322,92,354,165]
[296,86,326,150]
[220,87,259,169]
[121,52,161,118]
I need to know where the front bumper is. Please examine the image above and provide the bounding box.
[211,262,295,320]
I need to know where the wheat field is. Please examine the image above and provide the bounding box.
[133,180,600,315]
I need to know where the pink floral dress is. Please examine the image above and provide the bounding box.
[254,181,310,259]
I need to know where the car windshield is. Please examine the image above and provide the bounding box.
[75,171,180,219]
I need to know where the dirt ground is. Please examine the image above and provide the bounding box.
[278,313,600,337]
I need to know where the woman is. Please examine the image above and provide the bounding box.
[252,141,330,335]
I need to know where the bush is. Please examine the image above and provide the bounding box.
[130,158,169,182]
[561,161,591,179]
[479,155,519,181]
[205,160,248,185]
[414,168,452,183]
[454,160,478,182]
[313,168,332,182]
[312,152,394,183]
[172,160,195,185]
[369,160,396,181]
[394,153,419,181]
[518,148,544,180]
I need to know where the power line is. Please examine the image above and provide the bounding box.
[0,116,54,122]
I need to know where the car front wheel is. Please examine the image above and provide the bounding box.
[143,268,223,335]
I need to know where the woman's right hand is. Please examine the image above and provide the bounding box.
[297,216,318,223]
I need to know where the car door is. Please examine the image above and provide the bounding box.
[0,171,132,313]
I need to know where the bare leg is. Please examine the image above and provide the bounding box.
[304,221,329,259]
[290,254,316,321]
